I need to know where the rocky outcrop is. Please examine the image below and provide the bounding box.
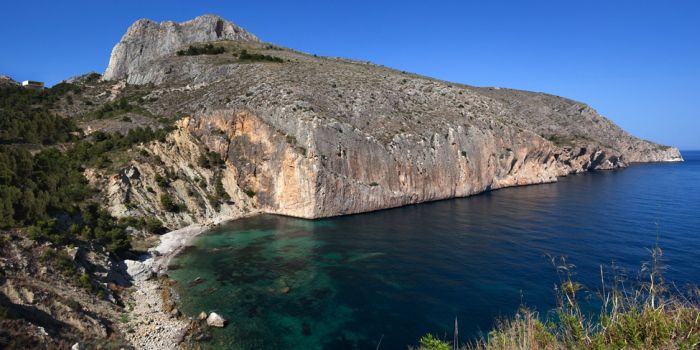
[0,75,19,87]
[0,235,130,347]
[86,118,257,229]
[103,14,258,81]
[95,15,682,224]
[206,312,226,328]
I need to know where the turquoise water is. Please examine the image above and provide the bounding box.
[169,151,700,349]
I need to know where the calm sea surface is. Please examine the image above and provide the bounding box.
[169,151,700,349]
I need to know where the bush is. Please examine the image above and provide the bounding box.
[28,219,68,245]
[160,194,181,212]
[145,218,166,234]
[176,44,225,56]
[155,174,169,188]
[76,273,95,293]
[418,334,451,350]
[214,173,230,202]
[198,151,225,169]
[238,49,284,63]
[41,248,77,277]
[440,249,700,350]
[80,204,131,254]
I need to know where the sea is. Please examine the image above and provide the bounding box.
[168,150,700,349]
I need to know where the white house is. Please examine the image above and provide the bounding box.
[21,80,44,90]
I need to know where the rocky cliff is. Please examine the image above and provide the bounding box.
[97,15,682,224]
[103,15,259,81]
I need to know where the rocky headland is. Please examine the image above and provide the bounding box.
[0,13,683,349]
[96,14,682,226]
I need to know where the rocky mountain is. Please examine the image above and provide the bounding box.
[94,14,682,226]
[103,14,259,81]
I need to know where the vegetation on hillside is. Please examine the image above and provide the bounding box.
[177,43,226,56]
[0,85,172,254]
[415,250,700,350]
[0,85,80,144]
[238,49,284,63]
[68,126,172,169]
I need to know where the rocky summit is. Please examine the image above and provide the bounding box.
[103,14,259,81]
[95,14,682,226]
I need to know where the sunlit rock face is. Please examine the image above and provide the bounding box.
[99,15,682,223]
[104,14,259,81]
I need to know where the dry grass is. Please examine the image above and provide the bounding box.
[416,248,700,350]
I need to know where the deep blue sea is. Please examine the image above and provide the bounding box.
[169,151,700,349]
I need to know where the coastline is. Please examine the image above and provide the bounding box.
[120,212,262,349]
[114,154,689,348]
[120,224,209,349]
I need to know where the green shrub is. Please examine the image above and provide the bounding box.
[160,194,181,212]
[145,218,166,234]
[238,49,284,63]
[155,174,169,188]
[176,44,225,56]
[418,334,451,350]
[451,250,700,350]
[28,219,69,245]
[198,151,225,169]
[214,173,230,202]
[41,248,77,277]
[76,273,95,293]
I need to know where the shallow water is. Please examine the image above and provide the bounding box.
[169,151,700,349]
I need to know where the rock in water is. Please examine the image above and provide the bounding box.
[206,312,226,327]
[198,311,208,321]
[103,14,259,81]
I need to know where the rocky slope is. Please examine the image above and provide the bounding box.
[0,234,130,348]
[95,14,682,224]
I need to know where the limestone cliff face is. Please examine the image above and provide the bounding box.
[97,15,683,224]
[104,108,676,224]
[103,15,258,81]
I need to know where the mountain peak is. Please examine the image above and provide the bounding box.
[103,15,259,81]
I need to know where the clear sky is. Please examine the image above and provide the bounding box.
[1,1,698,149]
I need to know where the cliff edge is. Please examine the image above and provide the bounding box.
[95,15,682,225]
[103,14,259,81]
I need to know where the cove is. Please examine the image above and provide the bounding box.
[168,151,700,349]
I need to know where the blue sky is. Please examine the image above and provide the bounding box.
[1,1,698,149]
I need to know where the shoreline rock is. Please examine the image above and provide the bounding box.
[206,312,227,328]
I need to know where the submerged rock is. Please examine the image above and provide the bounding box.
[188,276,205,287]
[206,312,226,327]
